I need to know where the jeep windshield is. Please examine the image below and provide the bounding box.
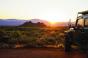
[78,11,88,27]
[77,14,88,27]
[83,14,88,27]
[85,19,88,27]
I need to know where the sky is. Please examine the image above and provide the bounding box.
[0,0,88,22]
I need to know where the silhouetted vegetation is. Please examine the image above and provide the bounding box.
[0,22,67,48]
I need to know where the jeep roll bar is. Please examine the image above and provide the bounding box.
[78,10,88,15]
[75,10,88,28]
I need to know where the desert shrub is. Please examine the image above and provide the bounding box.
[0,43,9,48]
[7,31,21,44]
[0,26,66,48]
[0,29,10,43]
[43,36,56,45]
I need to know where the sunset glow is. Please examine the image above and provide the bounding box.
[38,9,70,22]
[0,0,88,22]
[49,21,57,25]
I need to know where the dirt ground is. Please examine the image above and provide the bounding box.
[0,48,87,58]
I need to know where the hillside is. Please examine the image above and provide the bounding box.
[0,19,70,27]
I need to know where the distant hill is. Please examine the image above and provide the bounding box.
[29,19,50,26]
[0,19,49,26]
[28,19,70,27]
[0,19,27,26]
[0,19,70,27]
[20,21,47,27]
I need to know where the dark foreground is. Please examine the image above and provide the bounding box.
[0,48,87,58]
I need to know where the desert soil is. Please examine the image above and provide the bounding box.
[0,48,87,58]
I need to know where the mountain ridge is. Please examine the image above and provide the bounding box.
[0,19,69,26]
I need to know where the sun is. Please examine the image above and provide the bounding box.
[38,9,69,23]
[47,19,57,24]
[49,21,57,25]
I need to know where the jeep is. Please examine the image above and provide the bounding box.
[64,10,88,52]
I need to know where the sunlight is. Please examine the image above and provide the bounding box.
[0,0,88,22]
[49,21,57,24]
[38,9,70,22]
[47,21,58,27]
